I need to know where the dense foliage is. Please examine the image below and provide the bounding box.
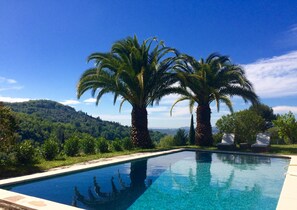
[5,100,164,143]
[42,138,60,160]
[64,135,80,156]
[174,129,188,146]
[15,140,37,164]
[249,103,276,129]
[273,112,297,144]
[0,100,165,167]
[158,135,176,147]
[216,110,265,144]
[6,100,130,142]
[0,102,18,152]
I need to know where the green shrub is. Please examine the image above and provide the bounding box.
[96,137,109,153]
[273,112,297,144]
[80,134,96,154]
[174,129,188,146]
[42,139,59,160]
[213,133,223,145]
[15,140,36,164]
[64,136,80,156]
[267,127,285,145]
[216,110,265,144]
[0,152,16,166]
[121,137,134,150]
[158,135,175,148]
[109,139,122,152]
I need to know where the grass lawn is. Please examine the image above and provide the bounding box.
[1,144,296,179]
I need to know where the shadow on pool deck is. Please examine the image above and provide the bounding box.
[0,165,44,180]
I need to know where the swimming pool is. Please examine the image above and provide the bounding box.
[2,151,289,210]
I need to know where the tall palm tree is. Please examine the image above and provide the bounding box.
[77,36,178,148]
[171,53,259,146]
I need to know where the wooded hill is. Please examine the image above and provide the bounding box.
[5,100,164,143]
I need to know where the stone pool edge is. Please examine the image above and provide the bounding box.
[0,148,295,210]
[276,155,297,210]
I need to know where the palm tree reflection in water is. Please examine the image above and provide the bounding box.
[73,159,150,210]
[73,152,272,209]
[135,152,264,209]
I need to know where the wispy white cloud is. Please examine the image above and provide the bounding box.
[60,99,80,105]
[276,24,297,48]
[244,50,297,98]
[273,106,297,114]
[83,98,96,103]
[0,77,17,84]
[169,106,192,117]
[0,76,22,92]
[0,96,30,103]
[147,106,169,114]
[289,24,297,34]
[158,94,181,105]
[0,86,23,91]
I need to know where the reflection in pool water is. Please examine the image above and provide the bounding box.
[3,151,289,210]
[73,159,150,209]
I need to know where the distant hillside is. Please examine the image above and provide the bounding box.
[6,100,164,142]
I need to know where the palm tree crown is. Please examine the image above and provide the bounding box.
[172,53,259,146]
[77,36,178,148]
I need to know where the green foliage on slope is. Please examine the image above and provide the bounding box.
[5,100,164,143]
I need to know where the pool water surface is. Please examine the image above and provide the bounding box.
[3,151,289,210]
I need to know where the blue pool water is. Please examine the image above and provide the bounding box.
[2,151,289,210]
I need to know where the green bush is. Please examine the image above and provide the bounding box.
[109,139,122,152]
[158,135,175,148]
[174,129,188,146]
[216,110,265,144]
[213,133,223,145]
[80,134,96,154]
[121,137,134,150]
[273,112,297,144]
[96,137,109,153]
[42,139,59,160]
[64,136,80,156]
[0,152,16,166]
[15,140,36,164]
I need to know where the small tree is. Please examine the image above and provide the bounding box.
[189,115,195,145]
[234,110,265,144]
[216,114,236,134]
[249,103,276,129]
[109,138,122,152]
[158,135,175,148]
[174,129,188,146]
[42,138,59,160]
[80,134,96,154]
[16,140,37,164]
[273,112,297,144]
[64,135,80,156]
[121,137,134,150]
[96,137,109,153]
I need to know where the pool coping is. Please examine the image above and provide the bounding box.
[0,148,295,210]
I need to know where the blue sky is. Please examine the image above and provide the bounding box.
[1,0,297,128]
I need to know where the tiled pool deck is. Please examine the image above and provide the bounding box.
[0,149,296,210]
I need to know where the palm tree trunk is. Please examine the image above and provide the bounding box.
[131,107,153,149]
[195,104,213,146]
